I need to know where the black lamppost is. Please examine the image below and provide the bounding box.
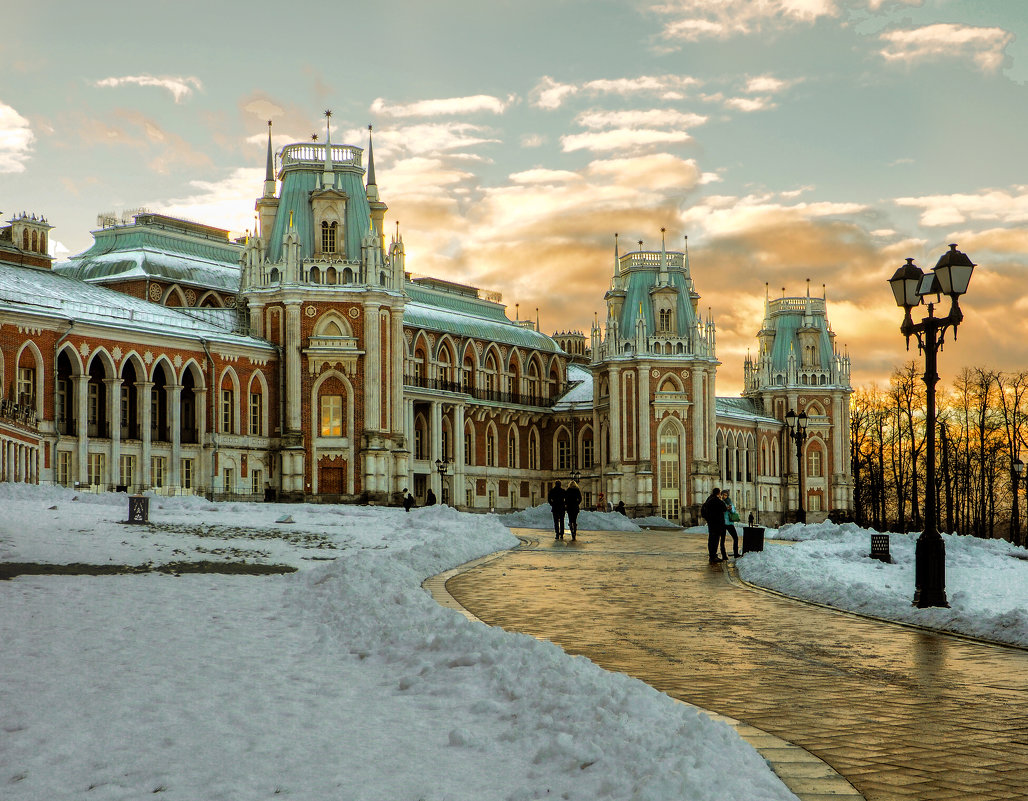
[785,409,808,524]
[888,244,975,608]
[1013,458,1024,547]
[435,458,449,504]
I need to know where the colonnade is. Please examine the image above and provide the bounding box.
[0,434,39,484]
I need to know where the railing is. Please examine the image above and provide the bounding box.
[0,399,38,428]
[280,143,362,168]
[402,375,562,408]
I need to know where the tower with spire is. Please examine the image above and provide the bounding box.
[590,230,719,521]
[239,116,406,502]
[742,283,853,519]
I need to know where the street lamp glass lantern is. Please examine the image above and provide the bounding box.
[1015,458,1025,478]
[798,411,808,431]
[933,244,975,297]
[889,258,926,308]
[785,409,796,426]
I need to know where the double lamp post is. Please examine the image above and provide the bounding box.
[888,244,975,608]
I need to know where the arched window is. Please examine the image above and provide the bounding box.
[508,431,517,468]
[658,425,681,522]
[528,430,538,470]
[31,231,38,251]
[22,230,28,249]
[486,428,496,466]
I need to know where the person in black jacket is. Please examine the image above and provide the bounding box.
[700,487,727,564]
[548,481,566,540]
[565,480,582,541]
[425,488,437,506]
[402,488,415,512]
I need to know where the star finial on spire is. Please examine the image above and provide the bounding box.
[324,109,333,119]
[311,133,318,141]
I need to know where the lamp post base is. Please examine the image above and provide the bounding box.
[913,531,949,608]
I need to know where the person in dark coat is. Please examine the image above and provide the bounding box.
[402,488,415,512]
[565,480,582,541]
[425,488,437,506]
[615,500,626,515]
[721,490,740,559]
[548,480,566,540]
[700,487,727,564]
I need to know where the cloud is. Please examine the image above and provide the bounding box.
[371,94,515,117]
[0,101,34,173]
[743,75,794,94]
[575,109,708,130]
[724,96,775,112]
[509,168,583,185]
[561,128,693,153]
[895,186,1028,227]
[160,167,263,234]
[366,122,501,157]
[521,133,545,148]
[652,0,839,42]
[879,23,1014,72]
[93,75,203,103]
[530,74,700,109]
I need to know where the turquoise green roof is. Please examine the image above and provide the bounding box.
[266,160,371,264]
[54,216,241,292]
[403,282,561,353]
[618,268,698,337]
[769,312,835,371]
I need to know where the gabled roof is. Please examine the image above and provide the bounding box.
[552,364,593,411]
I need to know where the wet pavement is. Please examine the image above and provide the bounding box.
[444,528,1028,801]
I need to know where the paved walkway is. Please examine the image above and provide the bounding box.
[441,528,1028,801]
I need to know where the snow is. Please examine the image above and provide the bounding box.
[0,484,798,801]
[737,519,1028,648]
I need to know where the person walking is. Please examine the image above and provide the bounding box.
[548,480,566,540]
[721,489,741,559]
[402,488,415,512]
[565,480,582,541]
[701,487,727,564]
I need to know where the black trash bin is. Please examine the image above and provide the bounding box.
[128,495,149,524]
[742,526,764,554]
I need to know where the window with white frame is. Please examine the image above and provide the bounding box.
[151,456,166,488]
[249,392,262,436]
[582,437,593,469]
[222,467,234,493]
[17,366,35,407]
[57,451,72,486]
[557,437,571,472]
[88,452,105,487]
[252,469,263,495]
[508,432,517,468]
[808,448,823,478]
[181,458,193,490]
[119,455,135,488]
[221,389,234,433]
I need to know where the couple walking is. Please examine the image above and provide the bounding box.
[548,480,582,541]
[701,487,741,564]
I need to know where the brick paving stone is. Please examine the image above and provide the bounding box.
[446,528,1028,801]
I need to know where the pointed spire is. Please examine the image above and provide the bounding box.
[265,120,274,182]
[366,125,377,187]
[322,110,334,186]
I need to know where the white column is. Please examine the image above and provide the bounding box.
[638,363,651,462]
[430,401,443,498]
[105,378,123,488]
[609,367,621,462]
[139,381,153,487]
[73,375,89,485]
[454,403,465,507]
[692,369,704,461]
[168,384,183,488]
[195,388,208,493]
[364,302,380,431]
[285,302,302,433]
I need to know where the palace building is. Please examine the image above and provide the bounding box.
[0,123,853,524]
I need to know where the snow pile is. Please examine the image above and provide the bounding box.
[737,520,1028,648]
[0,484,798,801]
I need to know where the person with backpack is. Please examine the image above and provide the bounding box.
[720,489,741,559]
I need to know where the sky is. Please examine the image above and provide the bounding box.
[5,483,1028,799]
[4,0,1028,392]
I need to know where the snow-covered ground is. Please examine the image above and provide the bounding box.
[0,484,798,801]
[736,519,1028,649]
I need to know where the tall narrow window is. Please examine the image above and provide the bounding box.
[486,431,496,467]
[181,458,193,490]
[249,392,262,436]
[88,453,105,487]
[222,467,233,493]
[251,469,263,495]
[57,452,72,486]
[119,455,135,488]
[464,429,472,465]
[808,448,822,478]
[321,220,337,254]
[221,389,234,433]
[582,438,593,470]
[17,367,35,407]
[658,428,681,522]
[557,437,571,472]
[528,434,538,470]
[320,395,343,437]
[151,456,166,488]
[508,432,517,468]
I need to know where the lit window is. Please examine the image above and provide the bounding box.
[320,395,343,437]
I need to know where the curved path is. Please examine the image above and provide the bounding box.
[442,528,1028,801]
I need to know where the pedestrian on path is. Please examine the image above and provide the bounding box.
[402,488,415,512]
[721,490,741,559]
[565,480,582,540]
[701,487,727,564]
[548,481,566,540]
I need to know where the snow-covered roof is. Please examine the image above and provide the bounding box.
[0,263,271,350]
[715,396,780,424]
[552,364,593,411]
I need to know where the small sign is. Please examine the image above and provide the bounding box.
[128,495,150,524]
